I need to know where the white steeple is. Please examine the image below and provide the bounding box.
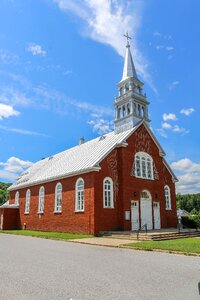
[114,33,150,134]
[122,32,138,81]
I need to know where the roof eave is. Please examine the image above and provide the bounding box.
[163,159,179,183]
[8,166,101,192]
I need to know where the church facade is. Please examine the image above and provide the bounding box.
[0,38,178,234]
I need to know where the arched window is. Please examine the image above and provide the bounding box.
[25,189,31,213]
[164,185,171,210]
[125,83,129,92]
[55,183,62,212]
[15,191,19,205]
[103,177,114,208]
[135,152,154,180]
[138,104,141,116]
[38,186,45,213]
[122,105,126,117]
[119,87,124,96]
[75,178,84,212]
[141,190,151,199]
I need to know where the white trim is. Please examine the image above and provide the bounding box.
[164,185,171,210]
[163,159,178,182]
[54,182,62,213]
[8,167,100,192]
[103,177,114,208]
[38,186,45,213]
[15,191,19,205]
[25,189,31,214]
[135,152,154,180]
[75,178,84,212]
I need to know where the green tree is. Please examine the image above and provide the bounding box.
[176,193,200,214]
[0,182,11,205]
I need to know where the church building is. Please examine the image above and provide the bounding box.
[0,36,178,234]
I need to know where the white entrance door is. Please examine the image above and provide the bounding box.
[153,202,161,229]
[0,212,3,230]
[140,198,153,230]
[131,201,139,231]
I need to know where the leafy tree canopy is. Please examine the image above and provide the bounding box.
[0,182,11,206]
[176,193,200,215]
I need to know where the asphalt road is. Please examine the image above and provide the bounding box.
[0,234,199,300]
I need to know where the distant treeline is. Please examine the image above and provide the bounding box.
[0,182,11,206]
[176,193,200,215]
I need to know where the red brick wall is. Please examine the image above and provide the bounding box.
[9,173,95,234]
[93,124,177,233]
[8,124,177,235]
[0,208,20,230]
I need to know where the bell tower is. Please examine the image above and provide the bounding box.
[114,33,150,134]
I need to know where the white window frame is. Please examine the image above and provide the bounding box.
[135,152,154,180]
[164,185,171,210]
[25,189,31,214]
[15,191,19,205]
[75,178,84,212]
[103,177,114,208]
[54,182,62,213]
[38,186,45,214]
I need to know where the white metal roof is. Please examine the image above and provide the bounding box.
[8,124,141,191]
[8,121,177,191]
[122,43,138,81]
[0,200,19,209]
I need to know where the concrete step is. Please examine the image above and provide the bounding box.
[101,230,200,241]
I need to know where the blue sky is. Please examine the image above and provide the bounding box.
[0,0,199,194]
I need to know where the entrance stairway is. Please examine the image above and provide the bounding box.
[100,228,200,241]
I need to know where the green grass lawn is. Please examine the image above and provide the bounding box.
[0,230,93,240]
[124,238,200,254]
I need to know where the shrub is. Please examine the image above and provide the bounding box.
[182,216,200,229]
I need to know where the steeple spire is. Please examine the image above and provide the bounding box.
[113,32,150,134]
[122,32,137,81]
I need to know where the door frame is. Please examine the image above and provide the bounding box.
[131,200,139,231]
[153,201,161,229]
[140,190,153,230]
[0,210,3,230]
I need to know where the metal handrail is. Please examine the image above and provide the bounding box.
[137,223,147,240]
[178,224,199,234]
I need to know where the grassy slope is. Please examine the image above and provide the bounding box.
[125,238,200,254]
[1,230,93,240]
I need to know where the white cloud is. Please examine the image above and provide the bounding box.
[156,128,168,138]
[163,113,177,121]
[0,156,33,182]
[0,86,32,107]
[153,32,172,40]
[169,80,179,90]
[165,46,174,51]
[158,122,189,137]
[155,45,174,51]
[172,125,189,134]
[171,158,200,194]
[62,70,73,76]
[0,49,19,65]
[162,122,172,129]
[27,43,46,56]
[171,158,200,173]
[0,72,113,118]
[0,125,47,136]
[0,103,20,120]
[88,117,113,135]
[153,31,162,37]
[54,0,157,93]
[180,108,195,116]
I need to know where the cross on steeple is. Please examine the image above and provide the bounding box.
[123,32,131,46]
